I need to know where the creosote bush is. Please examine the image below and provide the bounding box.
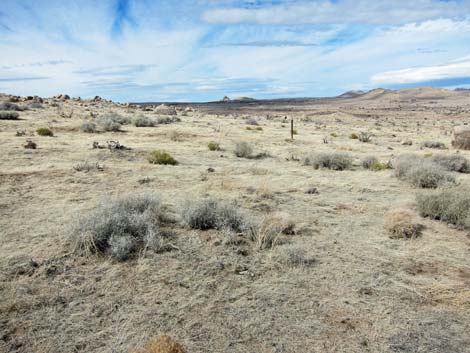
[148,150,178,165]
[384,209,422,239]
[36,127,53,136]
[304,152,353,170]
[134,115,155,127]
[349,133,359,139]
[417,187,470,229]
[393,155,456,188]
[0,111,19,120]
[421,140,446,149]
[70,194,166,261]
[80,122,97,133]
[208,141,220,151]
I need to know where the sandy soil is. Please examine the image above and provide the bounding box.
[1,88,470,353]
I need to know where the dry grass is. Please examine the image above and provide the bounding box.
[132,335,186,353]
[1,91,470,353]
[384,209,423,239]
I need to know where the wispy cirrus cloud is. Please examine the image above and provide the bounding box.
[1,0,470,101]
[371,58,470,85]
[202,0,470,25]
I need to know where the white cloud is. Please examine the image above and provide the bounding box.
[371,58,470,85]
[202,0,470,25]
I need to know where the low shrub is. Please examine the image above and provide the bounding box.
[384,209,422,239]
[358,131,372,142]
[393,155,456,188]
[134,115,155,127]
[246,126,253,130]
[0,102,23,111]
[349,133,359,139]
[73,160,104,172]
[361,156,378,169]
[304,152,353,170]
[416,188,470,229]
[36,127,53,137]
[156,116,181,125]
[70,194,166,261]
[330,132,338,137]
[421,140,446,149]
[234,141,253,158]
[80,122,97,133]
[0,111,19,120]
[208,141,220,151]
[245,117,259,126]
[98,118,121,132]
[256,126,263,131]
[102,112,131,125]
[148,150,178,165]
[431,154,470,173]
[181,198,249,232]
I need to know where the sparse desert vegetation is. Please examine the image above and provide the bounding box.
[1,89,470,353]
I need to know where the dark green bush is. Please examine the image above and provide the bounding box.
[148,150,178,165]
[36,127,53,136]
[208,141,220,151]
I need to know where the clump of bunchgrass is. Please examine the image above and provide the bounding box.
[384,209,423,239]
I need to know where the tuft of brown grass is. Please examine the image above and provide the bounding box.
[384,209,423,239]
[132,335,186,353]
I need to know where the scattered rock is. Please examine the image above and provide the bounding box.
[24,139,37,149]
[401,139,413,145]
[305,187,319,195]
[155,104,177,116]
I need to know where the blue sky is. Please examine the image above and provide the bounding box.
[1,0,470,102]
